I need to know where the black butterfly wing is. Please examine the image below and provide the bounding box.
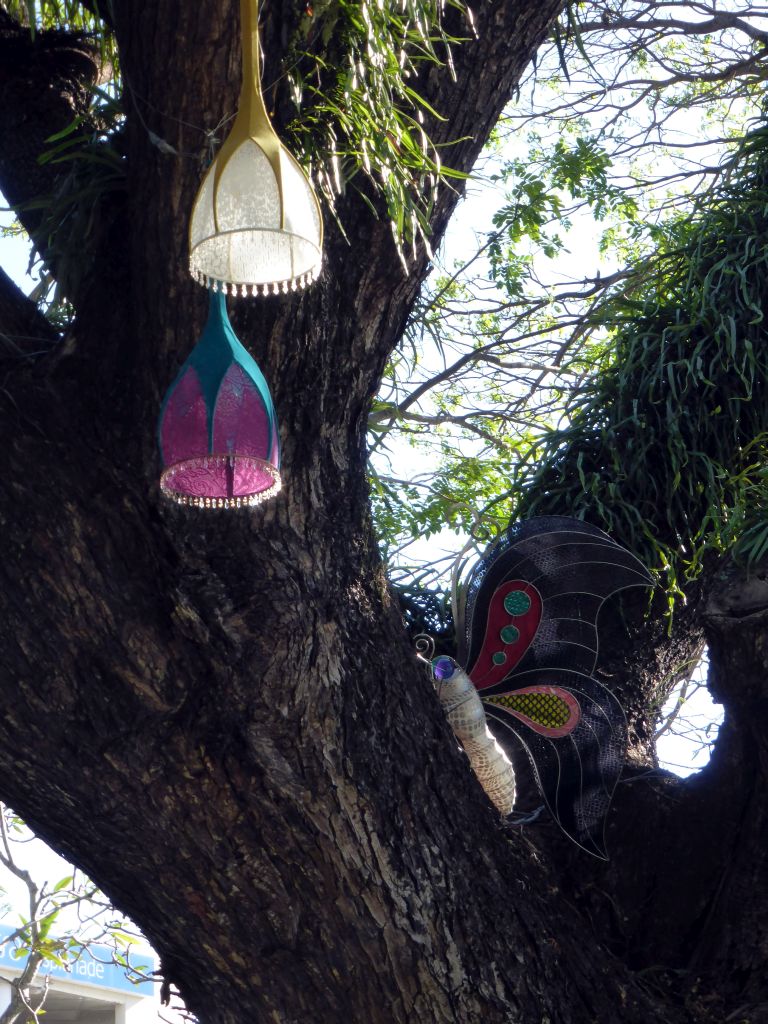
[458,516,652,678]
[483,668,627,858]
[456,517,652,855]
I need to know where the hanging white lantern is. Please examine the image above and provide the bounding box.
[189,0,323,296]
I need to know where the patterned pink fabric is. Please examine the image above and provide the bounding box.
[159,347,281,504]
[232,458,277,496]
[161,455,279,505]
[212,364,272,465]
[163,460,225,499]
[160,368,208,465]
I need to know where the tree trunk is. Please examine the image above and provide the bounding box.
[0,2,766,1022]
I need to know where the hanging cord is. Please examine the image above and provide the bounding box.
[116,0,313,170]
[122,72,236,166]
[617,768,673,784]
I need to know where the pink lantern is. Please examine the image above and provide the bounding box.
[158,290,280,508]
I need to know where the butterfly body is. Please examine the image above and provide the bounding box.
[433,657,516,815]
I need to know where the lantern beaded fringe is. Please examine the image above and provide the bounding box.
[190,266,319,296]
[160,454,281,508]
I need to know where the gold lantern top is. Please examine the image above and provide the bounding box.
[189,0,323,295]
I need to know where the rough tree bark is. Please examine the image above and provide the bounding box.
[0,2,766,1023]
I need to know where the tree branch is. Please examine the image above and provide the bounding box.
[580,10,768,42]
[0,266,58,358]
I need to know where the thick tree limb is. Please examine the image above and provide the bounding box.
[697,562,768,1007]
[0,264,58,356]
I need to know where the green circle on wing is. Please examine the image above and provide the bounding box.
[504,590,532,616]
[500,625,520,645]
[492,652,507,666]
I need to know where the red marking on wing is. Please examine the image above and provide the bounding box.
[468,581,542,691]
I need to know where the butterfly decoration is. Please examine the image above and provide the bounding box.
[429,516,652,858]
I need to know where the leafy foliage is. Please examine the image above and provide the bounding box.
[283,0,469,262]
[0,804,148,1024]
[27,86,126,306]
[4,0,471,278]
[369,0,768,605]
[509,124,768,599]
[2,0,117,65]
[490,134,639,279]
[368,131,639,583]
